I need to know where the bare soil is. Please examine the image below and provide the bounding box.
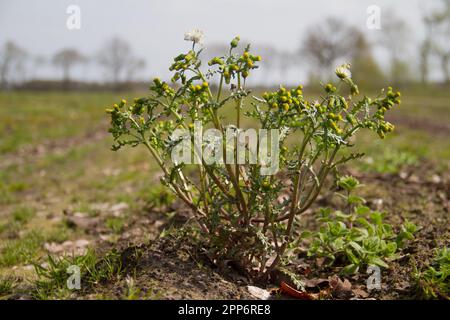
[75,160,449,300]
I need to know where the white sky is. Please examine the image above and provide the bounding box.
[0,0,439,83]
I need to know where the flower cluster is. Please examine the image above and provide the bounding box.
[169,51,200,84]
[262,85,304,112]
[208,37,261,84]
[188,81,210,104]
[151,77,175,97]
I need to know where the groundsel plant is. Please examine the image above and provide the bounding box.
[107,31,401,280]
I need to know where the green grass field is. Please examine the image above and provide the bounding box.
[0,88,449,297]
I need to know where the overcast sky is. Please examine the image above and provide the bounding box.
[0,0,438,83]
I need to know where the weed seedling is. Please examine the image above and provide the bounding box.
[414,247,449,299]
[307,176,418,274]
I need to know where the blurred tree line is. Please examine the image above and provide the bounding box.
[0,37,145,91]
[1,0,449,91]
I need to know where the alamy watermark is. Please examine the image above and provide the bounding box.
[366,265,382,290]
[66,5,81,30]
[366,5,381,30]
[66,265,81,290]
[170,122,280,175]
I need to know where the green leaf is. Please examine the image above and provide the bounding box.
[338,176,360,192]
[342,264,359,275]
[348,195,366,205]
[402,231,414,240]
[404,220,419,233]
[349,241,365,255]
[335,211,352,220]
[368,257,389,268]
[353,227,369,239]
[345,249,361,264]
[299,231,313,239]
[370,211,384,225]
[355,205,371,215]
[319,207,332,218]
[332,238,345,251]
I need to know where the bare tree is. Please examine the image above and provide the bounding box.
[126,58,146,82]
[351,33,385,89]
[430,0,450,84]
[30,55,47,80]
[300,17,360,80]
[378,13,412,84]
[97,37,145,88]
[251,44,278,86]
[420,13,435,84]
[275,50,297,84]
[52,48,86,84]
[0,41,28,89]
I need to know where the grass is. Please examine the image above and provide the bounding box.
[0,231,45,267]
[33,249,123,299]
[12,206,36,224]
[0,91,160,287]
[0,92,120,153]
[359,148,418,174]
[105,217,126,234]
[0,276,17,297]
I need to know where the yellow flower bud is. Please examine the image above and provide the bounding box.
[340,97,348,109]
[230,36,240,48]
[153,77,161,86]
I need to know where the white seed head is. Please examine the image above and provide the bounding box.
[184,29,204,45]
[335,63,352,80]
